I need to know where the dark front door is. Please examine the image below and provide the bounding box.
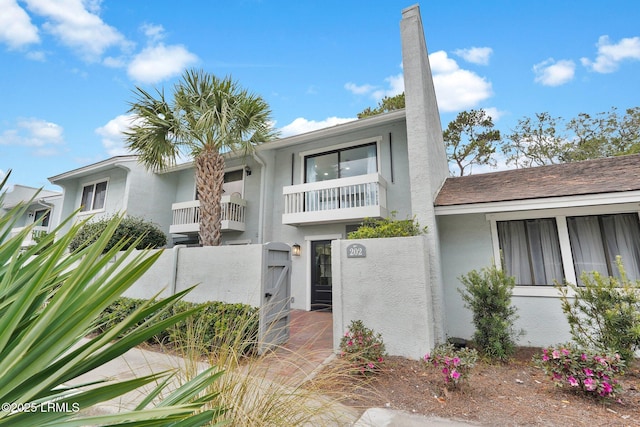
[311,240,332,311]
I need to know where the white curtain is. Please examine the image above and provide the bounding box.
[601,214,640,280]
[567,215,640,283]
[498,219,563,285]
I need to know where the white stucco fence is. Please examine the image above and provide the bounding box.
[332,235,437,360]
[113,244,265,307]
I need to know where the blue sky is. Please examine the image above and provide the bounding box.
[1,0,639,190]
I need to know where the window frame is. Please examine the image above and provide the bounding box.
[487,204,640,296]
[194,167,247,200]
[496,217,564,286]
[299,137,382,184]
[79,179,109,213]
[33,208,50,227]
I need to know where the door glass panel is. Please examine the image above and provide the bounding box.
[306,152,338,183]
[340,144,377,178]
[223,170,244,196]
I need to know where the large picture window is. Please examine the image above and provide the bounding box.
[304,143,377,183]
[567,213,640,282]
[80,181,107,212]
[497,218,564,285]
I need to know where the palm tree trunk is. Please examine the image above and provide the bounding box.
[195,147,225,246]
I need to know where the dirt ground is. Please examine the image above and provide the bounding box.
[318,347,640,426]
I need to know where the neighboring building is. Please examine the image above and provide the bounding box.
[43,4,640,348]
[1,184,62,249]
[436,155,640,345]
[48,110,415,312]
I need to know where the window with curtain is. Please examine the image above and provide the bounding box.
[80,181,107,212]
[497,218,564,285]
[567,213,640,283]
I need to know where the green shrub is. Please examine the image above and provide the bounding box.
[557,258,640,362]
[347,213,427,239]
[458,264,522,361]
[339,320,386,374]
[94,297,259,354]
[69,215,167,253]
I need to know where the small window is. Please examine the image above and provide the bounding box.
[80,181,107,212]
[497,218,564,285]
[34,209,50,227]
[567,213,640,282]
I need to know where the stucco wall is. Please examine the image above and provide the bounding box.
[120,245,264,307]
[437,213,572,347]
[332,236,434,359]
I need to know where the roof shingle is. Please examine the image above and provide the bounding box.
[435,154,640,206]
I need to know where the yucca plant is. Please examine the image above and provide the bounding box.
[0,172,225,426]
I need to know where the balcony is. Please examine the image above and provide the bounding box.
[282,173,388,225]
[170,195,247,235]
[9,226,49,248]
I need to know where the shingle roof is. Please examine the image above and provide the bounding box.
[435,154,640,206]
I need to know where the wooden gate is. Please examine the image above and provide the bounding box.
[258,242,291,354]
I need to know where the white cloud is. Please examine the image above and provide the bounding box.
[0,118,64,156]
[344,82,377,95]
[278,117,356,137]
[581,35,640,73]
[127,43,198,84]
[24,0,130,62]
[454,47,493,65]
[482,107,506,122]
[429,51,460,73]
[344,51,491,113]
[0,0,40,49]
[429,51,493,112]
[371,73,404,100]
[95,114,136,156]
[141,23,165,44]
[533,58,575,86]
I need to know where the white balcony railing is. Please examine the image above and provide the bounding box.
[9,226,49,247]
[170,195,246,234]
[282,173,388,225]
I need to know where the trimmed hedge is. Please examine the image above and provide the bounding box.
[94,297,259,354]
[347,214,427,239]
[69,216,167,254]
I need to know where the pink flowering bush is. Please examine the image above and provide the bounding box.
[339,320,386,374]
[535,343,625,400]
[424,343,479,388]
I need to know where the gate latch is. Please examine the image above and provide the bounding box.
[264,292,273,298]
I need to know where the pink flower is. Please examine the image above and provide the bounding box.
[581,353,588,361]
[347,340,353,346]
[561,348,570,356]
[567,376,579,387]
[552,372,562,381]
[452,357,461,366]
[552,350,560,359]
[583,378,596,391]
[583,368,594,377]
[542,354,549,362]
[368,362,375,369]
[378,357,384,362]
[451,370,461,380]
[442,367,449,375]
[424,354,430,361]
[601,381,613,396]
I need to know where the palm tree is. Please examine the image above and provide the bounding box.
[125,69,277,246]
